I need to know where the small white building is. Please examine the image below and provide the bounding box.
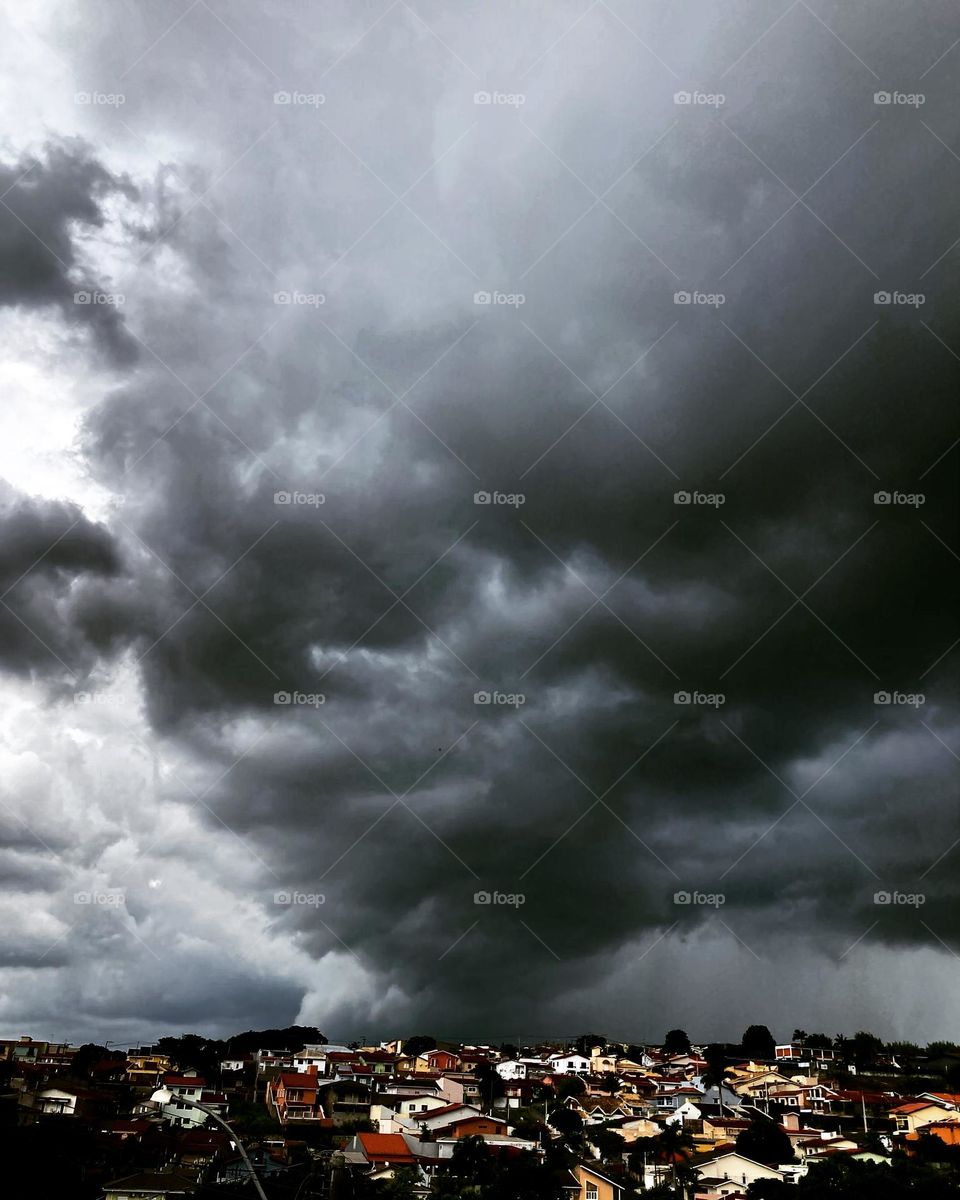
[548,1053,591,1076]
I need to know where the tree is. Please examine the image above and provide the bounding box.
[791,1030,807,1044]
[547,1106,583,1137]
[664,1029,691,1056]
[587,1126,626,1162]
[702,1043,730,1090]
[574,1033,606,1057]
[402,1034,437,1057]
[735,1117,795,1167]
[446,1134,496,1189]
[805,1032,832,1050]
[852,1031,884,1070]
[741,1025,775,1061]
[377,1166,420,1198]
[70,1043,124,1078]
[652,1123,695,1193]
[556,1075,586,1099]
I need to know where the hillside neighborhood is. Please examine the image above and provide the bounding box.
[3,1026,960,1197]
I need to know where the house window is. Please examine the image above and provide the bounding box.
[585,1184,598,1200]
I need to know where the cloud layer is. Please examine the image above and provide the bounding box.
[0,0,957,1044]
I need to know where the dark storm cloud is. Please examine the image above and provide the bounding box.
[0,486,124,682]
[0,139,139,364]
[1,0,958,1039]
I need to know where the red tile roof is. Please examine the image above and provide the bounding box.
[279,1072,318,1089]
[163,1075,206,1087]
[358,1132,417,1163]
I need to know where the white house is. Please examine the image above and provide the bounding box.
[157,1075,227,1128]
[665,1100,701,1125]
[695,1151,786,1194]
[548,1053,591,1075]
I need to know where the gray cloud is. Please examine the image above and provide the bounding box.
[0,0,957,1043]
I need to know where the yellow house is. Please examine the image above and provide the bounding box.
[573,1163,624,1200]
[890,1101,958,1134]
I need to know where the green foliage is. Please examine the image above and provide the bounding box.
[740,1025,776,1061]
[664,1029,691,1056]
[556,1076,587,1099]
[402,1035,438,1057]
[852,1031,884,1069]
[748,1154,960,1198]
[547,1106,583,1136]
[587,1126,626,1161]
[735,1116,795,1166]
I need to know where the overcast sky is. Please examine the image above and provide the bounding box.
[0,0,957,1048]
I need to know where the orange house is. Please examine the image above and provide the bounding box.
[438,1115,508,1138]
[271,1066,327,1124]
[911,1118,960,1148]
[573,1164,624,1200]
